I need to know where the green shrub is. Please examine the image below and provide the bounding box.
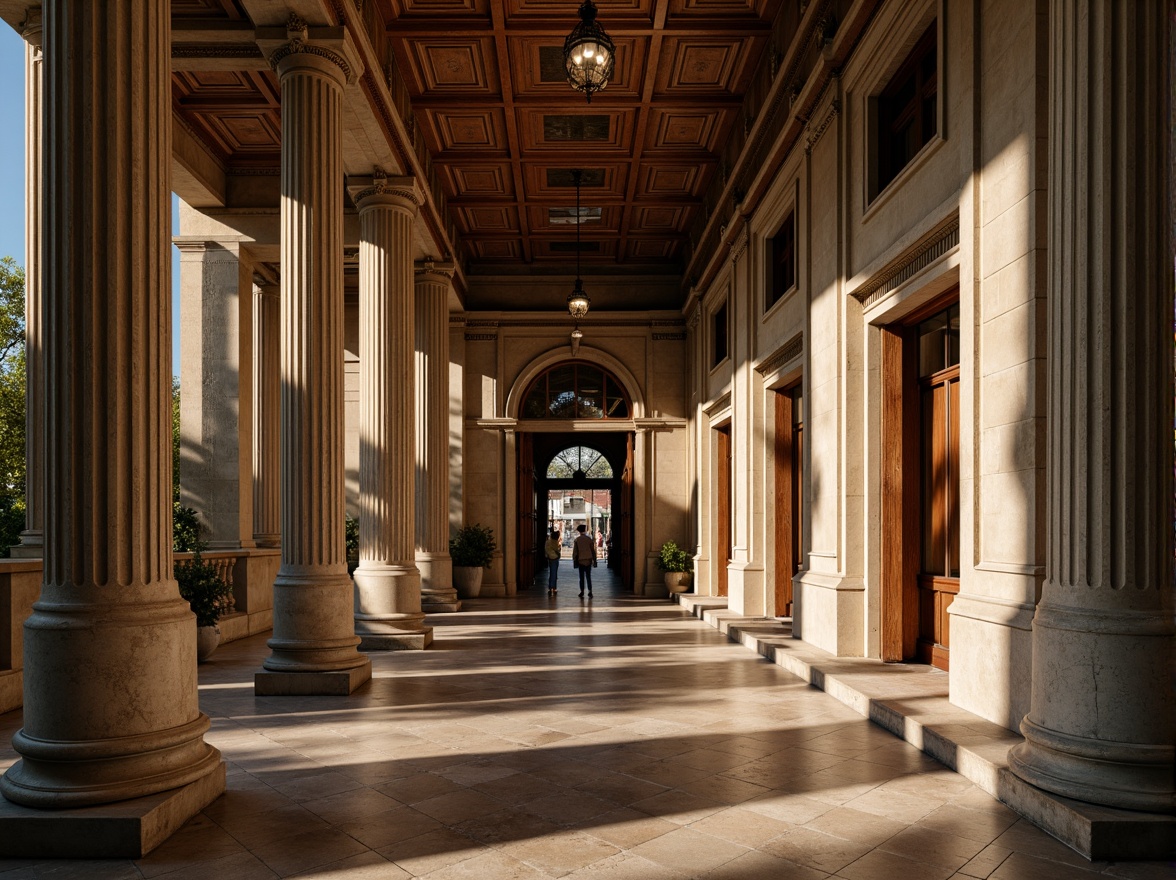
[449,523,496,568]
[346,514,359,575]
[173,503,201,552]
[173,506,232,628]
[657,540,693,573]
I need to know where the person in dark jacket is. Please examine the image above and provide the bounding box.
[572,524,597,598]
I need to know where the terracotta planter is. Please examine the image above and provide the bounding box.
[196,625,220,662]
[664,571,693,594]
[453,565,484,598]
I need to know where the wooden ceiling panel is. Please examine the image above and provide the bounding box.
[522,164,629,201]
[527,205,621,233]
[405,38,501,97]
[508,36,646,99]
[640,163,709,198]
[665,0,773,20]
[170,0,248,20]
[628,238,681,260]
[456,205,521,234]
[396,0,490,17]
[532,238,619,260]
[446,163,517,199]
[656,36,758,94]
[503,0,654,22]
[428,108,510,153]
[645,107,733,153]
[517,108,635,153]
[473,239,525,260]
[634,205,690,231]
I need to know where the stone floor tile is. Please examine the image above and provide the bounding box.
[220,803,334,849]
[376,828,485,876]
[679,772,772,805]
[571,807,679,849]
[804,805,909,847]
[0,861,141,879]
[498,829,620,875]
[742,792,836,825]
[521,789,619,825]
[562,852,687,880]
[136,813,250,877]
[416,849,556,880]
[628,825,750,875]
[922,806,1024,847]
[1100,862,1176,880]
[761,827,872,874]
[878,825,987,870]
[270,770,366,803]
[988,852,1108,880]
[472,770,565,805]
[956,843,1014,878]
[834,848,957,880]
[249,827,371,877]
[455,807,564,845]
[841,785,944,824]
[300,785,402,825]
[685,805,796,847]
[436,761,519,787]
[375,772,467,805]
[336,805,446,850]
[287,850,410,879]
[412,788,511,825]
[629,786,727,825]
[698,849,833,879]
[139,851,280,880]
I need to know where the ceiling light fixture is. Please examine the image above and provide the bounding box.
[564,0,615,103]
[566,169,591,320]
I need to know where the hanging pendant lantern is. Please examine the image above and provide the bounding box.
[566,169,591,319]
[564,0,615,103]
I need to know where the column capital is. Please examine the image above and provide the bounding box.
[256,14,363,86]
[348,174,421,214]
[414,258,455,284]
[22,7,41,49]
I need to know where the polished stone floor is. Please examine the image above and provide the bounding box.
[0,568,1170,879]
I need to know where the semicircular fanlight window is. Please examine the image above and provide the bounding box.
[547,446,614,479]
[521,362,631,420]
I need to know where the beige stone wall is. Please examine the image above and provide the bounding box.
[687,0,1049,731]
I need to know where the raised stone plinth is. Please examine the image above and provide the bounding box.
[0,763,225,859]
[359,630,433,651]
[254,659,372,696]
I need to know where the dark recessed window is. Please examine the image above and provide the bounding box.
[522,362,631,420]
[873,22,937,198]
[767,209,796,309]
[713,301,728,367]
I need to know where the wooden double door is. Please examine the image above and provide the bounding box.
[882,298,960,670]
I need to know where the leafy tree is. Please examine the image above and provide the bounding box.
[0,257,25,557]
[172,376,181,503]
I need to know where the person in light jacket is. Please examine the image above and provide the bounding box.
[572,524,597,598]
[544,528,562,594]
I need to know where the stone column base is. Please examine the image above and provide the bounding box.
[421,598,462,613]
[0,761,225,858]
[359,629,433,650]
[255,658,372,696]
[354,565,432,650]
[417,553,460,612]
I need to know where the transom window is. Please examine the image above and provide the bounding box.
[522,362,631,419]
[547,446,614,479]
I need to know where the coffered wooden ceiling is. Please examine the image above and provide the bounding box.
[165,0,784,285]
[379,0,782,273]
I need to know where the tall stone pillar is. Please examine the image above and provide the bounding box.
[252,282,280,548]
[175,239,254,549]
[0,0,224,822]
[1008,1,1174,813]
[415,261,460,613]
[348,176,433,650]
[12,9,42,560]
[255,16,371,694]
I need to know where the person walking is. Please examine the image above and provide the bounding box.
[572,524,597,598]
[544,528,562,594]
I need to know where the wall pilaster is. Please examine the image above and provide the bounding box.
[12,9,42,559]
[252,282,280,547]
[348,176,432,649]
[415,261,460,613]
[255,15,371,691]
[0,0,222,811]
[1008,0,1174,812]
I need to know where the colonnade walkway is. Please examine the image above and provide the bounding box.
[0,572,1167,879]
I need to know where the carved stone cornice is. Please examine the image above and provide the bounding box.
[804,95,840,155]
[850,213,960,308]
[22,8,41,49]
[704,391,732,418]
[755,332,804,376]
[256,14,361,85]
[414,258,456,281]
[729,227,749,264]
[464,333,497,341]
[172,44,264,61]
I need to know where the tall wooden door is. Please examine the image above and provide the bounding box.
[516,432,539,589]
[619,433,634,588]
[774,386,803,616]
[880,297,959,669]
[716,425,731,597]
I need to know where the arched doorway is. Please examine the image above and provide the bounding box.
[514,361,635,590]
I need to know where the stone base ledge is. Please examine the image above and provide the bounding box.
[359,629,433,651]
[0,670,21,716]
[255,659,372,696]
[422,600,462,613]
[0,761,226,858]
[674,595,1176,862]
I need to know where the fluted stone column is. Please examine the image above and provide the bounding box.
[255,17,371,693]
[1008,1,1174,813]
[12,9,42,560]
[349,177,433,650]
[253,282,280,548]
[0,0,224,822]
[415,261,460,613]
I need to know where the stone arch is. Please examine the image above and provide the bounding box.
[505,346,646,421]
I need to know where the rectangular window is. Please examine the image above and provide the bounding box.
[873,22,937,199]
[767,210,796,309]
[712,301,728,367]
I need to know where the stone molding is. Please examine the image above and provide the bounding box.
[704,392,732,418]
[754,332,803,377]
[849,212,960,307]
[348,174,421,212]
[804,96,840,155]
[257,15,361,85]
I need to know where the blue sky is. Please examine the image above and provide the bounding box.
[0,25,183,377]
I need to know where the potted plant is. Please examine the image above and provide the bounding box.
[449,523,496,598]
[657,540,694,594]
[174,504,234,661]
